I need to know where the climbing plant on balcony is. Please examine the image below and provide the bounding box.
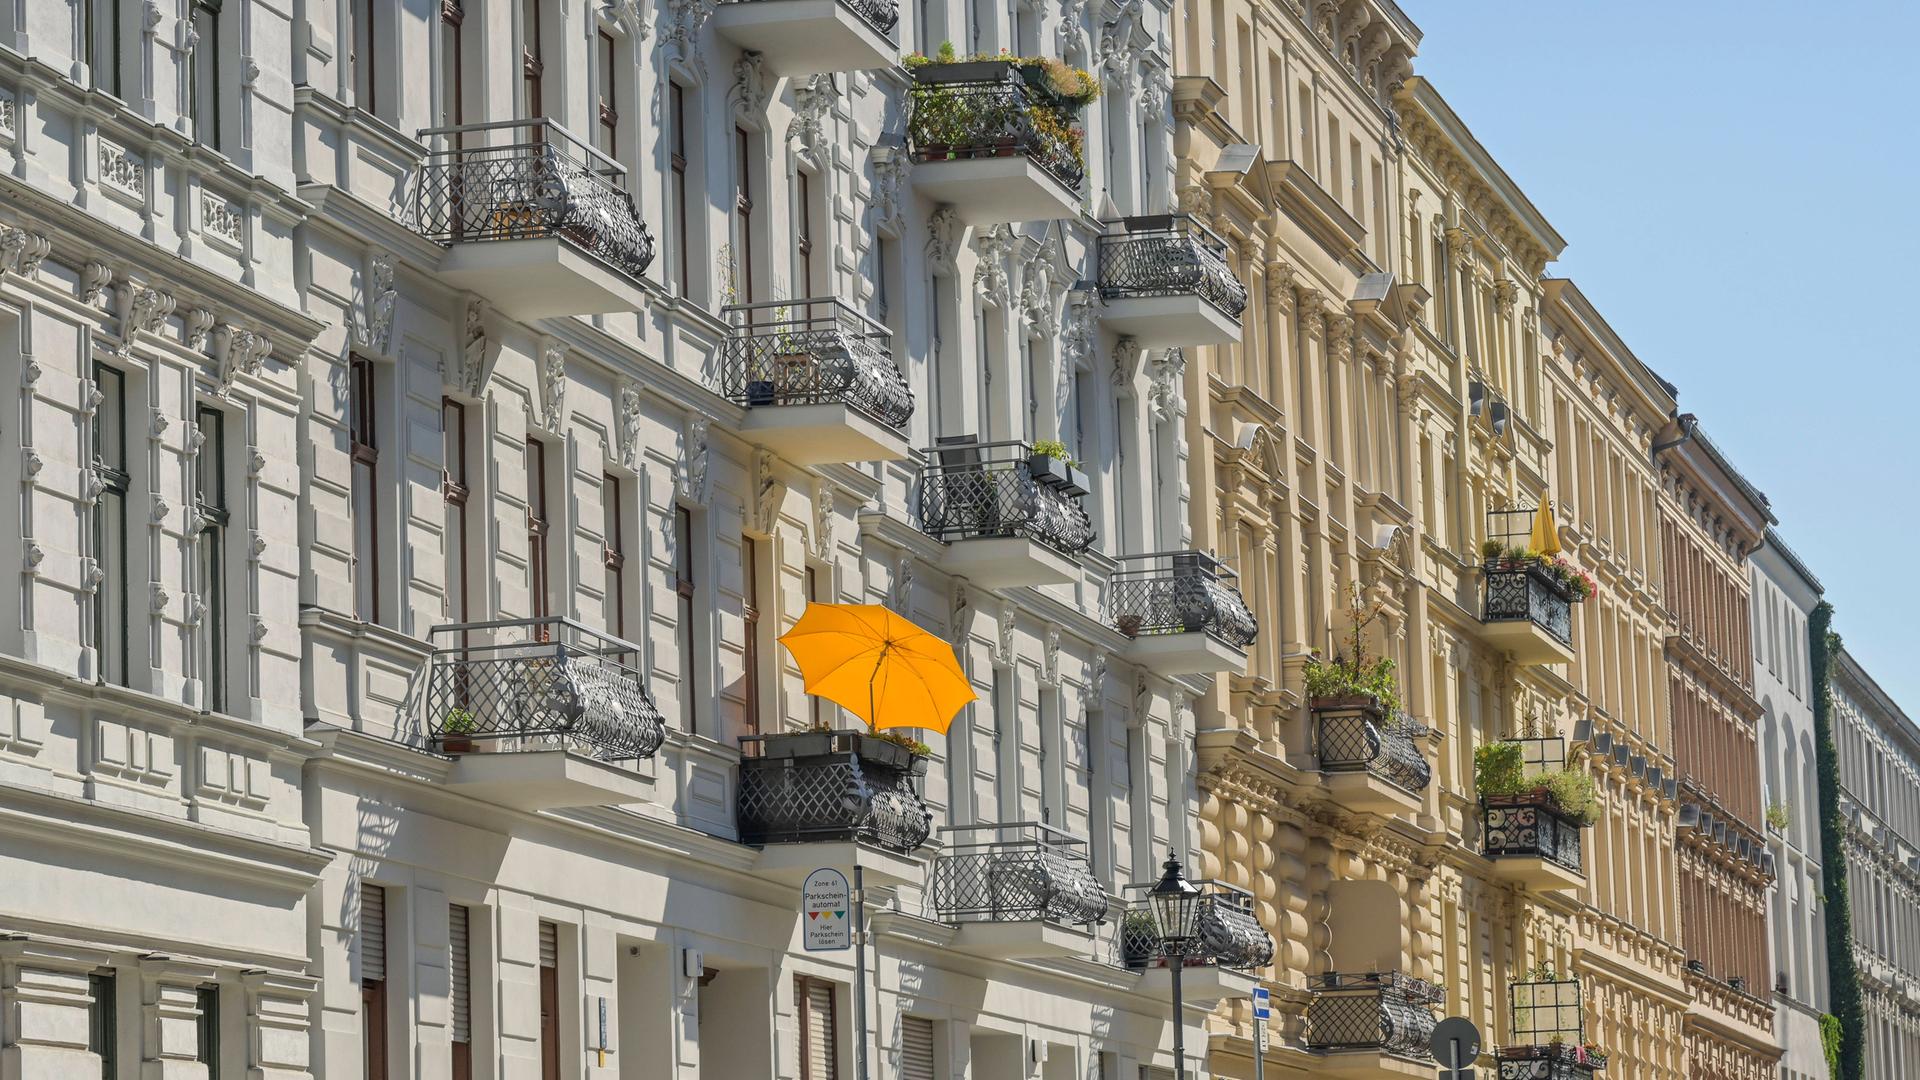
[1810,603,1864,1080]
[1475,741,1600,827]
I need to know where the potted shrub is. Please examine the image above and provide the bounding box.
[1304,585,1402,714]
[1766,802,1790,833]
[1120,908,1160,969]
[1027,439,1088,496]
[861,729,933,776]
[441,706,478,754]
[1475,740,1600,827]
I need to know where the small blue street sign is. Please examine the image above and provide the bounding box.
[1252,986,1271,1020]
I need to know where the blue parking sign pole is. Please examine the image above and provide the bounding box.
[1251,987,1269,1080]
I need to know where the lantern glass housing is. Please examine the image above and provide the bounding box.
[1147,851,1201,944]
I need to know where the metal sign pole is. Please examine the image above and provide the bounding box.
[853,864,869,1080]
[1251,985,1269,1080]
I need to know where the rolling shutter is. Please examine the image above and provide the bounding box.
[538,921,558,969]
[361,884,386,983]
[798,976,837,1080]
[449,905,471,1044]
[899,1016,935,1080]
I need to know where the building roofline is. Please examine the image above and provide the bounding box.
[1541,278,1680,418]
[1689,422,1778,527]
[1403,76,1566,257]
[1835,647,1920,754]
[1760,529,1824,595]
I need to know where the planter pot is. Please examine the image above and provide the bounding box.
[1057,463,1089,497]
[911,60,1015,84]
[1116,613,1144,638]
[758,730,838,759]
[746,379,777,407]
[442,736,474,755]
[849,734,912,771]
[1310,693,1381,714]
[908,754,930,777]
[1028,455,1089,496]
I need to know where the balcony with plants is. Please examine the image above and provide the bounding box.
[1304,971,1444,1073]
[1308,591,1432,816]
[918,438,1095,588]
[1096,214,1249,348]
[737,727,934,885]
[718,298,914,465]
[1113,880,1273,1004]
[1476,736,1595,893]
[904,45,1097,224]
[1477,507,1592,667]
[930,822,1110,958]
[711,0,899,75]
[1108,551,1257,677]
[418,618,667,810]
[413,119,655,321]
[1495,971,1608,1079]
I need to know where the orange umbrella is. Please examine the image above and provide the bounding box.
[777,603,975,735]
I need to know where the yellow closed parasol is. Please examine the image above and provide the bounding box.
[777,603,975,735]
[1529,498,1562,557]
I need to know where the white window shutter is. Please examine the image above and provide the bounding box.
[361,884,386,983]
[449,905,471,1043]
[899,1016,935,1080]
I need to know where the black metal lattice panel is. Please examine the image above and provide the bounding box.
[1482,799,1584,873]
[1318,709,1433,792]
[737,752,933,853]
[1303,974,1441,1058]
[1109,555,1257,647]
[717,306,914,428]
[1483,565,1574,646]
[918,457,1095,555]
[424,641,667,761]
[932,838,1110,926]
[1096,218,1251,318]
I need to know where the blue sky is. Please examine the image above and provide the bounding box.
[1408,2,1920,715]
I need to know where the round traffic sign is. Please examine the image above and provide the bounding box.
[1429,1016,1482,1067]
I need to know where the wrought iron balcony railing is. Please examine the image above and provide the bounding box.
[1108,551,1257,648]
[931,822,1110,927]
[1304,971,1444,1058]
[414,119,656,279]
[1114,880,1273,972]
[1317,707,1432,793]
[1482,793,1584,874]
[919,440,1095,556]
[1097,214,1250,319]
[1496,1043,1607,1079]
[737,729,933,853]
[421,618,667,761]
[1483,561,1574,647]
[718,0,899,36]
[906,61,1086,195]
[718,298,913,427]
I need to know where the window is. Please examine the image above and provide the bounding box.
[742,537,762,737]
[796,171,815,297]
[92,361,129,686]
[602,475,625,638]
[1349,136,1362,213]
[195,407,229,712]
[450,905,472,1080]
[85,0,123,96]
[442,400,470,624]
[675,507,698,732]
[596,30,619,157]
[349,357,381,624]
[900,1016,935,1080]
[521,0,544,117]
[196,984,221,1079]
[796,976,837,1080]
[361,884,388,1080]
[525,438,551,624]
[189,0,221,145]
[438,1,464,132]
[670,84,691,296]
[1327,116,1342,199]
[539,921,560,1080]
[352,0,377,113]
[89,970,117,1080]
[733,126,756,304]
[1296,86,1313,171]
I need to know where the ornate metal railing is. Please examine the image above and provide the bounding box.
[737,730,933,853]
[1097,215,1249,319]
[1317,706,1432,793]
[421,618,666,761]
[717,0,899,37]
[1108,551,1257,648]
[931,822,1110,926]
[918,440,1095,556]
[414,119,656,279]
[1482,793,1585,874]
[1113,881,1273,972]
[906,61,1085,195]
[1304,971,1444,1058]
[718,298,913,427]
[1483,562,1574,647]
[1496,1043,1607,1079]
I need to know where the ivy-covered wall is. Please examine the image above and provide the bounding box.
[1810,602,1864,1080]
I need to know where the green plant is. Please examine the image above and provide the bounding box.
[1766,801,1791,832]
[872,729,933,757]
[1811,607,1865,1080]
[1476,741,1598,826]
[1475,741,1527,799]
[1540,767,1599,827]
[1820,1012,1843,1079]
[443,707,477,735]
[1481,538,1503,561]
[1303,654,1401,714]
[1503,544,1529,566]
[1031,438,1072,461]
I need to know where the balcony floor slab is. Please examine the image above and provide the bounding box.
[752,841,924,890]
[1119,632,1248,677]
[1319,770,1424,817]
[1137,963,1259,1004]
[1478,618,1576,667]
[1098,293,1242,349]
[911,157,1081,225]
[1310,1050,1440,1078]
[437,237,647,322]
[711,0,898,75]
[950,920,1096,960]
[739,402,912,465]
[1486,854,1586,893]
[444,749,650,811]
[938,536,1080,589]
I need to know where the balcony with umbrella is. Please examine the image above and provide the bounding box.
[1477,504,1585,667]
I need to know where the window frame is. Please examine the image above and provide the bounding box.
[742,535,761,737]
[195,405,230,713]
[670,84,692,297]
[602,473,626,639]
[92,360,131,687]
[521,0,544,118]
[595,29,619,158]
[796,170,815,298]
[675,506,698,733]
[438,0,465,133]
[189,0,222,146]
[525,437,551,626]
[349,356,382,625]
[442,399,471,625]
[733,125,756,305]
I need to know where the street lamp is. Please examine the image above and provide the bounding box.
[1148,850,1202,1080]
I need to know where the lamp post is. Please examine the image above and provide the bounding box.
[1147,850,1202,1080]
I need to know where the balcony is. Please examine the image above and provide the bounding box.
[1108,551,1257,676]
[1096,215,1248,348]
[1115,881,1272,1003]
[1497,979,1607,1079]
[414,120,655,322]
[1315,699,1431,816]
[420,618,666,811]
[906,61,1086,224]
[1481,791,1586,892]
[1495,1044,1607,1080]
[931,822,1110,958]
[1480,560,1576,666]
[919,440,1094,589]
[711,0,899,76]
[1305,971,1443,1075]
[718,298,913,465]
[737,729,932,886]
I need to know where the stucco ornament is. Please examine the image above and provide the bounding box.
[1020,235,1065,339]
[79,262,116,304]
[678,416,711,506]
[447,298,491,396]
[789,74,836,163]
[870,147,911,234]
[973,225,1014,309]
[751,450,785,534]
[116,283,175,356]
[536,339,568,434]
[357,252,398,354]
[0,227,51,276]
[925,207,961,276]
[659,0,715,69]
[891,556,916,613]
[811,480,836,559]
[730,52,771,117]
[1148,347,1183,421]
[615,380,643,468]
[211,325,271,394]
[604,0,647,38]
